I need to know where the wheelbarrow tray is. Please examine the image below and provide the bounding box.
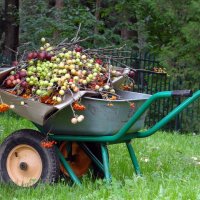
[0,89,97,125]
[43,90,151,136]
[0,89,150,136]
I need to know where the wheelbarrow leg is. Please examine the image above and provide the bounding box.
[126,141,142,176]
[101,143,111,183]
[56,147,81,186]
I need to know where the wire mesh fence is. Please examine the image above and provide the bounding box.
[106,50,200,134]
[135,70,200,133]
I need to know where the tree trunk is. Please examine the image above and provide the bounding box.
[2,0,19,61]
[0,13,4,39]
[94,0,101,35]
[55,0,64,8]
[120,17,138,50]
[94,0,101,45]
[48,0,64,8]
[53,0,64,39]
[0,12,5,53]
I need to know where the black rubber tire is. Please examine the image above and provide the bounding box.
[0,129,60,187]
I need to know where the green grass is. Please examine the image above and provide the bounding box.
[0,111,200,200]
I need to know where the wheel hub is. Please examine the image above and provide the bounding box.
[19,162,28,171]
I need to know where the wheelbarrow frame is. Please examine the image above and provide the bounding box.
[34,89,200,186]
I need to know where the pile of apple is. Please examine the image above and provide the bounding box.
[4,69,27,88]
[3,38,123,104]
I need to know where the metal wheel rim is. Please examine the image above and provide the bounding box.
[6,144,43,187]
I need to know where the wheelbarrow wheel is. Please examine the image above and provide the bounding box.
[59,142,105,179]
[0,129,60,187]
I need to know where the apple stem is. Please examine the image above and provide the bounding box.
[70,104,77,118]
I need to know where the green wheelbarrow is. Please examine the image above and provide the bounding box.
[0,88,199,187]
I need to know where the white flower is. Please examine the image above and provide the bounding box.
[140,157,150,162]
[191,157,198,161]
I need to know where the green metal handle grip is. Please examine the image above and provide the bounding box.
[135,90,200,138]
[172,90,193,97]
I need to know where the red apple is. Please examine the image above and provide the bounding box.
[27,52,34,60]
[20,81,28,88]
[12,80,17,85]
[33,52,38,59]
[16,79,21,84]
[19,70,27,78]
[14,74,20,79]
[46,53,52,61]
[75,46,83,52]
[9,75,15,81]
[38,51,47,60]
[12,61,18,66]
[96,59,103,65]
[128,70,136,79]
[6,79,12,87]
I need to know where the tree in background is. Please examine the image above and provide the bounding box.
[0,0,199,90]
[139,0,200,89]
[0,0,19,61]
[100,0,139,49]
[19,0,105,49]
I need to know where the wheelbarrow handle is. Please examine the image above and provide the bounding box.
[133,90,200,139]
[172,90,193,97]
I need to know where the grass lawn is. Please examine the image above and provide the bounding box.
[0,111,200,200]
